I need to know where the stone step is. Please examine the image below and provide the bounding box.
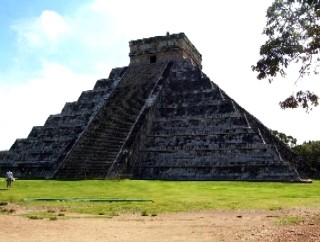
[93,79,112,90]
[152,116,249,130]
[10,143,68,156]
[61,101,98,116]
[132,164,297,181]
[77,90,107,104]
[156,101,236,117]
[6,151,61,162]
[143,133,262,146]
[27,126,84,139]
[103,124,131,131]
[93,67,127,91]
[140,142,276,151]
[153,114,245,123]
[160,89,222,102]
[138,152,278,162]
[148,128,257,136]
[166,78,212,91]
[135,157,283,168]
[44,114,91,127]
[157,99,231,108]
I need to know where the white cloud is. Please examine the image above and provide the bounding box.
[0,62,100,150]
[11,10,70,50]
[40,10,70,42]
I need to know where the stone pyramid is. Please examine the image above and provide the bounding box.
[0,33,311,181]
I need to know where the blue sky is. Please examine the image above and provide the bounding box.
[0,0,320,150]
[0,1,88,73]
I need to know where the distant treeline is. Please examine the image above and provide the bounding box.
[293,141,320,175]
[272,129,320,175]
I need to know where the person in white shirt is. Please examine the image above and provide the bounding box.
[6,171,14,189]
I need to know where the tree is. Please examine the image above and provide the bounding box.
[293,141,320,173]
[252,0,320,110]
[271,130,297,147]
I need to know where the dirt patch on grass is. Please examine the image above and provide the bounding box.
[1,204,320,242]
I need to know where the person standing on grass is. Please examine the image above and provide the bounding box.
[6,171,14,189]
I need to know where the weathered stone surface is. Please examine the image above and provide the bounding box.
[125,60,305,181]
[129,33,202,69]
[0,33,311,181]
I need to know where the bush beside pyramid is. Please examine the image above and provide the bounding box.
[0,33,311,181]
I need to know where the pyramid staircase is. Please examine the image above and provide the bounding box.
[54,63,168,179]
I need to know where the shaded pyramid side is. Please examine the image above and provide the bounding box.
[54,63,169,179]
[122,60,307,181]
[0,67,127,178]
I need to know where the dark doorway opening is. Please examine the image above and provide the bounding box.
[150,55,157,63]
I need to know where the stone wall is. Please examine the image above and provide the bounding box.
[129,33,202,69]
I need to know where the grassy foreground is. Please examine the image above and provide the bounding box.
[1,179,320,216]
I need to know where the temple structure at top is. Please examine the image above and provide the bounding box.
[129,33,202,68]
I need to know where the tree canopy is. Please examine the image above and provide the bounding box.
[293,140,320,173]
[272,129,320,175]
[271,130,297,147]
[252,0,320,110]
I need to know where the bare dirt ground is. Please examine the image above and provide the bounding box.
[1,204,320,242]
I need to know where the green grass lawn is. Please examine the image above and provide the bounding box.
[1,179,320,216]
